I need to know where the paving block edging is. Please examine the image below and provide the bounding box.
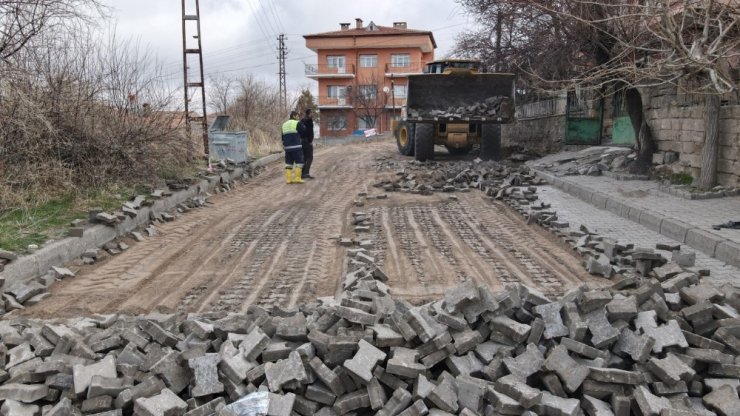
[534,169,738,268]
[0,153,284,288]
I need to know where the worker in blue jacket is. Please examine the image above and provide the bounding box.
[281,111,304,184]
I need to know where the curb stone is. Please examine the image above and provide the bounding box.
[0,152,283,288]
[534,168,739,268]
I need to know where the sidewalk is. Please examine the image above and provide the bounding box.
[530,160,740,270]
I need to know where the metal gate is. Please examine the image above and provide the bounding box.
[565,90,604,145]
[611,89,637,145]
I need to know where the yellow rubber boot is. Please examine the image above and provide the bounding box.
[293,167,305,184]
[284,168,293,184]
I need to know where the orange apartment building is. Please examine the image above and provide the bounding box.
[304,19,436,137]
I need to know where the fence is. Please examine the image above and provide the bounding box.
[515,96,567,120]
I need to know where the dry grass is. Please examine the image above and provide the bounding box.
[248,129,283,158]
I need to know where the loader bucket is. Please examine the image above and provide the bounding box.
[406,72,516,122]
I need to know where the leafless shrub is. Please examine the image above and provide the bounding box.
[0,25,196,213]
[209,74,288,157]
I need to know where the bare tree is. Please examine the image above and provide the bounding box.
[456,0,739,186]
[208,74,236,114]
[352,73,385,130]
[0,0,105,63]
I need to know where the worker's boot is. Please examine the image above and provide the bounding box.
[284,168,293,184]
[293,167,305,184]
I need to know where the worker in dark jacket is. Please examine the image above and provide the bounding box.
[281,111,304,184]
[298,109,315,179]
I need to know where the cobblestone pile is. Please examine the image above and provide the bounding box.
[408,96,509,120]
[531,147,637,178]
[0,213,738,415]
[373,159,536,194]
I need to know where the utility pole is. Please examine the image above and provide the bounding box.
[277,34,287,114]
[181,0,209,160]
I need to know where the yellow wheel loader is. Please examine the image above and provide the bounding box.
[394,59,516,161]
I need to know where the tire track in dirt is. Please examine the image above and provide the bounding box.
[21,138,604,318]
[22,144,366,318]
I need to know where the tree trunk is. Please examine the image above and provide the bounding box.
[625,88,656,175]
[697,94,720,189]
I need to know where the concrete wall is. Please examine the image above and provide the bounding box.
[502,115,566,156]
[502,85,739,187]
[644,86,740,187]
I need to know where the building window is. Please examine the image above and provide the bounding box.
[392,84,407,98]
[327,85,346,99]
[326,55,345,68]
[358,117,376,129]
[327,115,347,131]
[358,85,377,100]
[391,54,410,67]
[359,54,377,68]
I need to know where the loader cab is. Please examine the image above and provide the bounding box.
[423,59,481,74]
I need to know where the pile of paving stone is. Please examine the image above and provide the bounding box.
[531,147,638,177]
[373,159,533,195]
[408,96,508,120]
[1,230,738,415]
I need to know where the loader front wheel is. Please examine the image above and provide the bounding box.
[395,121,415,156]
[414,123,435,162]
[480,124,501,161]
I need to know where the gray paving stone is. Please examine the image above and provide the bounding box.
[503,344,544,380]
[544,345,590,392]
[643,320,689,353]
[613,328,654,363]
[149,351,191,394]
[343,339,386,383]
[633,385,671,416]
[584,309,620,348]
[188,353,224,397]
[386,347,425,379]
[73,355,116,397]
[537,391,581,416]
[133,388,187,416]
[646,353,696,385]
[532,302,569,339]
[0,400,39,416]
[265,351,308,392]
[239,327,271,361]
[490,315,531,343]
[494,374,542,409]
[428,376,458,413]
[0,383,48,403]
[582,395,615,416]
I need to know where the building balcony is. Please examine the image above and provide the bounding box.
[317,96,353,109]
[384,62,425,77]
[305,64,356,79]
[384,97,407,108]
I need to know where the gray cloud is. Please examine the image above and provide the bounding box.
[105,0,471,92]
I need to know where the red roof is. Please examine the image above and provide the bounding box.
[304,23,437,48]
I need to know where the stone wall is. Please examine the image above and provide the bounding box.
[502,114,566,156]
[645,86,740,187]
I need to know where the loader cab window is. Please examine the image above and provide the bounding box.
[424,60,481,74]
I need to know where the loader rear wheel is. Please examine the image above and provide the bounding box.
[480,124,501,161]
[395,121,415,156]
[445,145,472,156]
[414,123,435,162]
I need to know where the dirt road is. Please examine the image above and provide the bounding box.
[25,138,604,318]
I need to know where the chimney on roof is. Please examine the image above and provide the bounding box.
[340,22,350,30]
[393,22,407,29]
[355,18,363,29]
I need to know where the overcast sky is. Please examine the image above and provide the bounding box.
[105,0,474,94]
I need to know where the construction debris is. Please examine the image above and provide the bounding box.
[0,204,737,416]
